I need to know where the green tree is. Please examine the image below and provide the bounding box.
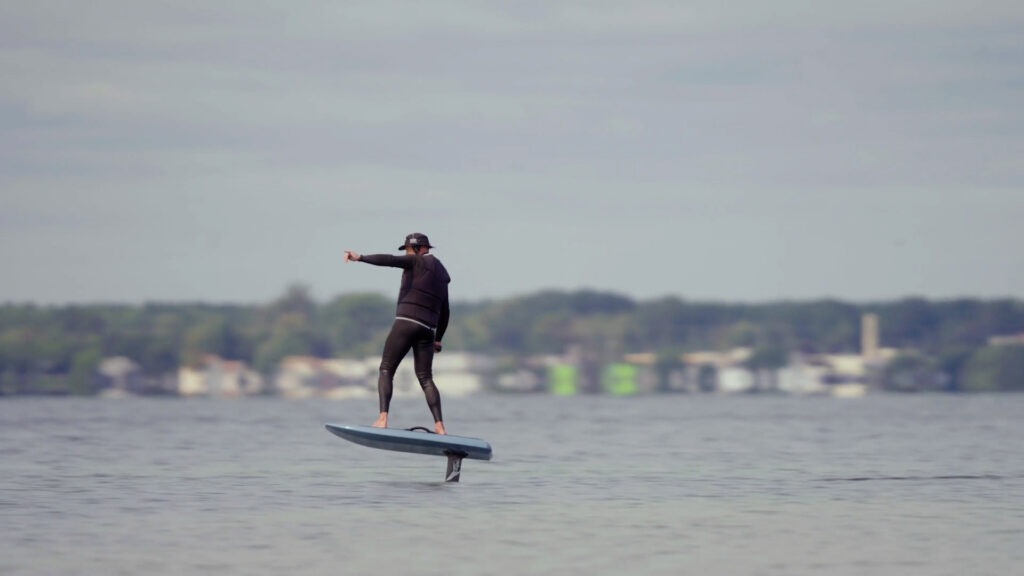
[935,346,974,391]
[254,313,323,374]
[570,314,631,360]
[271,284,317,321]
[960,346,1024,392]
[631,297,691,350]
[724,321,760,348]
[883,352,944,392]
[745,344,789,371]
[69,345,103,395]
[181,317,243,367]
[3,289,1024,393]
[320,293,393,356]
[442,308,492,352]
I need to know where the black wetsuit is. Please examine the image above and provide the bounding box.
[359,253,451,422]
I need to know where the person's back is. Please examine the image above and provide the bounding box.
[394,253,450,334]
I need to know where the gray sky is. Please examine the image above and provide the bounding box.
[2,1,1023,305]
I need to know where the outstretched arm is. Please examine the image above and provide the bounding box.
[356,254,416,269]
[343,251,416,269]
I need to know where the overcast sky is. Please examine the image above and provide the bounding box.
[2,1,1022,305]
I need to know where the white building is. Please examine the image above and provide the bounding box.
[716,366,755,394]
[776,358,829,395]
[178,356,264,397]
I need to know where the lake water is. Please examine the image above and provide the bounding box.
[2,394,1023,576]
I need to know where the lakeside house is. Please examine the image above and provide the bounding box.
[99,345,900,399]
[274,356,375,400]
[96,356,144,397]
[97,356,177,397]
[97,345,902,399]
[178,355,265,397]
[93,314,912,399]
[271,352,494,399]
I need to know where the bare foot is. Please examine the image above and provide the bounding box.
[434,421,447,435]
[372,413,388,428]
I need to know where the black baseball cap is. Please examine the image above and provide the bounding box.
[398,232,433,251]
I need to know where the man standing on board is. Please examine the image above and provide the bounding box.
[344,233,450,435]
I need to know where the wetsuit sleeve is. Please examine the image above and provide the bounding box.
[436,297,450,342]
[359,254,415,269]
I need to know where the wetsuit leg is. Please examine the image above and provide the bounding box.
[377,320,418,414]
[411,328,443,423]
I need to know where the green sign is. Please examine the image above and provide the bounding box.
[548,364,578,396]
[602,363,638,396]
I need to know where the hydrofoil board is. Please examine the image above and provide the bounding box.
[324,424,492,482]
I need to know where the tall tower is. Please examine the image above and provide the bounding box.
[861,313,879,362]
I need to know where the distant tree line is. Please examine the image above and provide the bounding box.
[2,286,1023,395]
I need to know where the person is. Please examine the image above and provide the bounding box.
[343,233,451,435]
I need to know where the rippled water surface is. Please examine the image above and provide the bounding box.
[3,394,1023,575]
